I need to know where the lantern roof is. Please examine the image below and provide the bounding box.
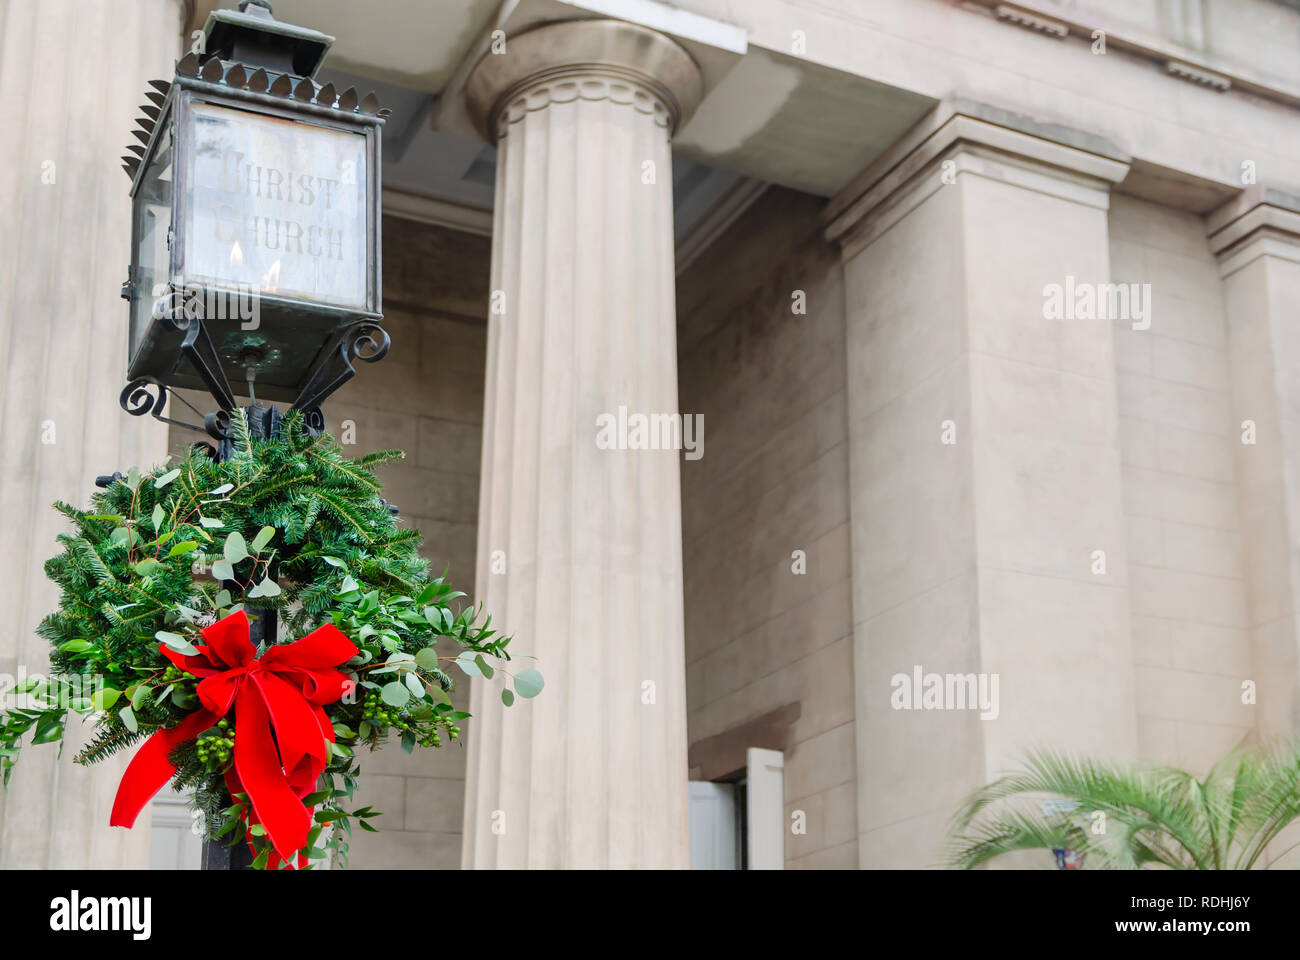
[202,1,333,79]
[121,4,389,189]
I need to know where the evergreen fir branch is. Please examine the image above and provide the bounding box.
[75,723,145,765]
[313,491,374,541]
[52,501,113,540]
[356,449,406,468]
[230,407,255,458]
[241,473,317,503]
[73,536,117,585]
[307,448,381,491]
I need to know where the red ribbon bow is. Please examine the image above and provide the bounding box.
[110,610,358,864]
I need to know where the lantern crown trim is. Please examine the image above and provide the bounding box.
[124,60,388,189]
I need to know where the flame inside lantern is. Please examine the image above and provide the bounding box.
[260,259,281,294]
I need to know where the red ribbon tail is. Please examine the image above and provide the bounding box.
[109,710,216,829]
[234,686,313,863]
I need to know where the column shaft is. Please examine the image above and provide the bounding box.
[462,21,698,868]
[0,0,179,868]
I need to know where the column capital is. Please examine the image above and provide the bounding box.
[824,98,1130,259]
[464,19,702,143]
[1207,185,1300,277]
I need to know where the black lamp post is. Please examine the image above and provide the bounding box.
[108,0,390,869]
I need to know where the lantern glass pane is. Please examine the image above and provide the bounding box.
[130,115,174,355]
[182,101,369,310]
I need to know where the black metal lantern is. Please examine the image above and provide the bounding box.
[120,0,389,440]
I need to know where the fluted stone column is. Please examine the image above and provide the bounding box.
[461,20,701,868]
[0,0,180,868]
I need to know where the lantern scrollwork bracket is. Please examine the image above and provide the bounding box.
[288,321,390,429]
[118,377,231,447]
[152,290,239,414]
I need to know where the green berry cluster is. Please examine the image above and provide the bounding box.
[362,692,411,732]
[415,721,460,749]
[195,719,233,771]
[359,692,461,748]
[161,663,197,693]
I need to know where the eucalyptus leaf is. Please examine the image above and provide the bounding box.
[119,705,138,733]
[151,504,165,529]
[414,647,439,672]
[210,483,234,495]
[514,669,545,699]
[199,516,224,529]
[454,653,482,678]
[501,688,515,707]
[154,467,181,489]
[248,577,281,599]
[211,559,234,581]
[380,681,410,707]
[156,630,199,656]
[251,526,276,551]
[224,532,249,564]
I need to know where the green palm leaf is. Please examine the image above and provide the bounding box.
[948,744,1300,869]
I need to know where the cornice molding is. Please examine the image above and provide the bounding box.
[1207,186,1300,277]
[971,0,1300,110]
[824,100,1129,258]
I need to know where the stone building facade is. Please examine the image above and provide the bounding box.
[2,0,1300,869]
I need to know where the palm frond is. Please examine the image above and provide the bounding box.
[946,745,1300,870]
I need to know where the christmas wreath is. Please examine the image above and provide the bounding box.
[0,408,539,868]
